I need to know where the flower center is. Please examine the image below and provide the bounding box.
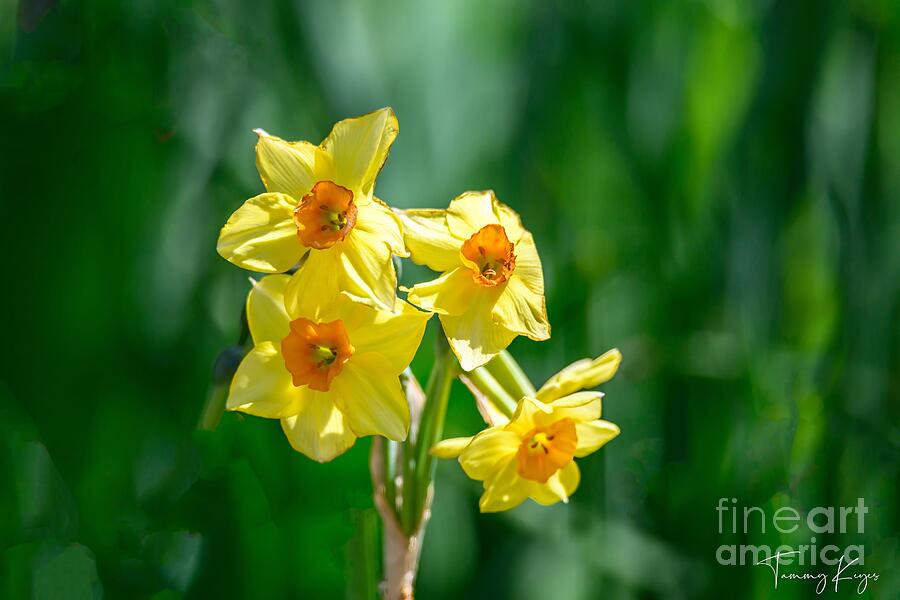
[516,418,577,483]
[293,180,358,249]
[281,317,354,392]
[459,224,516,287]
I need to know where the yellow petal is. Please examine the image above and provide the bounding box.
[529,461,580,505]
[498,232,548,337]
[574,419,620,457]
[336,297,430,373]
[558,460,581,495]
[492,277,549,341]
[536,392,604,427]
[442,318,517,372]
[445,191,500,239]
[283,249,341,319]
[506,396,552,435]
[440,287,517,371]
[246,275,291,345]
[226,342,302,418]
[478,457,530,513]
[459,427,520,481]
[536,349,622,402]
[322,107,398,199]
[445,190,525,243]
[358,198,408,256]
[254,130,333,198]
[217,193,305,273]
[511,232,546,296]
[396,208,461,272]
[331,353,409,440]
[406,268,479,316]
[493,199,525,244]
[337,233,397,312]
[280,391,357,462]
[430,436,473,459]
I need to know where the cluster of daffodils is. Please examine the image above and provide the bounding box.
[216,108,621,512]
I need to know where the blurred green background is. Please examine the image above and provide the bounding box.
[2,0,898,598]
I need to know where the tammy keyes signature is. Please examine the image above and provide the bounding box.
[755,551,879,594]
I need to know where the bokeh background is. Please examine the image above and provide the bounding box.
[2,0,898,598]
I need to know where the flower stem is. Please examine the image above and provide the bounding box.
[486,349,536,398]
[405,332,458,534]
[465,367,517,416]
[382,438,398,517]
[371,438,422,600]
[379,333,456,597]
[398,370,425,534]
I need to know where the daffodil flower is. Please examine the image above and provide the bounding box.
[226,274,430,462]
[399,191,550,371]
[217,108,406,312]
[432,394,619,512]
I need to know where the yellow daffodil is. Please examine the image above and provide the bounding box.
[226,274,430,462]
[432,393,619,512]
[217,108,407,312]
[399,191,550,371]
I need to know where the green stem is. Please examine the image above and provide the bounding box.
[389,370,425,524]
[383,438,398,518]
[398,368,424,533]
[467,367,517,416]
[404,333,458,534]
[400,433,417,534]
[486,349,536,399]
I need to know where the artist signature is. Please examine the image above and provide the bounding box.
[755,551,879,594]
